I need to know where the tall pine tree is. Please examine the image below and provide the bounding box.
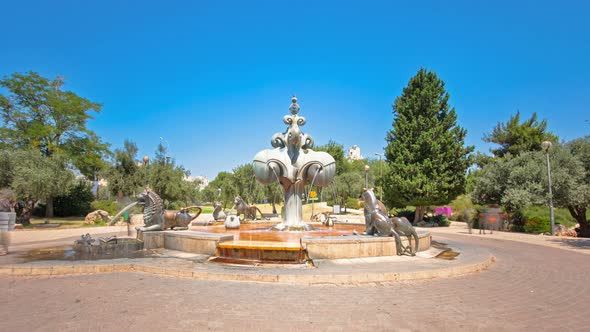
[384,68,473,223]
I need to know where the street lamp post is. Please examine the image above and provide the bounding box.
[364,165,370,188]
[374,153,384,201]
[541,141,555,236]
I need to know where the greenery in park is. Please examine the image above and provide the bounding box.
[315,140,347,175]
[148,143,199,205]
[0,72,109,217]
[103,140,202,208]
[90,200,119,216]
[8,150,75,222]
[53,181,95,217]
[383,68,473,223]
[105,139,143,197]
[483,111,558,158]
[471,138,590,237]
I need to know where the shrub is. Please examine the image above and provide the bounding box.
[54,182,94,217]
[508,209,527,232]
[345,197,360,210]
[523,206,576,228]
[523,216,551,234]
[395,209,415,221]
[91,200,119,215]
[449,195,474,213]
[425,214,450,227]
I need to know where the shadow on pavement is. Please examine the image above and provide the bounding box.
[546,237,590,250]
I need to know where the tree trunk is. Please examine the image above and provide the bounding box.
[568,206,589,238]
[413,205,426,224]
[575,209,589,238]
[271,197,277,215]
[45,196,54,218]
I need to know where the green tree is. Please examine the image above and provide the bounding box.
[10,150,75,218]
[384,68,473,223]
[0,149,14,188]
[148,143,192,206]
[205,171,236,208]
[472,140,590,237]
[0,72,109,214]
[483,111,558,158]
[315,140,346,175]
[333,172,364,213]
[106,140,143,197]
[231,164,264,204]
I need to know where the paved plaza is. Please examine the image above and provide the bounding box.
[1,223,589,331]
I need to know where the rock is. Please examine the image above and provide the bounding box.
[311,213,327,223]
[554,224,578,237]
[84,210,111,225]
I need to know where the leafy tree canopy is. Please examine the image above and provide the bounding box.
[0,72,109,177]
[384,68,473,221]
[483,111,558,158]
[472,139,590,237]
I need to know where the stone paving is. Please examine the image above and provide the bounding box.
[1,222,589,331]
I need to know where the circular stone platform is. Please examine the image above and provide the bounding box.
[0,237,494,285]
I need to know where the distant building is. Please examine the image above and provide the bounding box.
[347,145,363,160]
[185,175,209,191]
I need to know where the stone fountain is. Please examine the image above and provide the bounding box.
[253,97,336,231]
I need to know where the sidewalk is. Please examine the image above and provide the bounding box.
[423,221,590,255]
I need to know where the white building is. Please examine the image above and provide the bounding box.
[347,145,363,160]
[185,175,209,191]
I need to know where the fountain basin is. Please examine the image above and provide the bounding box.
[141,222,431,264]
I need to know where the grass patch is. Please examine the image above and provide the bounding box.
[198,206,214,214]
[26,217,90,229]
[522,206,581,228]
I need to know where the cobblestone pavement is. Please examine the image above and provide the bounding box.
[1,233,589,331]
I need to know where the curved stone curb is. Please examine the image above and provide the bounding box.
[0,254,495,285]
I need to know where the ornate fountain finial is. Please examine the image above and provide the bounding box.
[253,96,336,230]
[289,96,300,115]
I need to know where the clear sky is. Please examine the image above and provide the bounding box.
[2,0,589,180]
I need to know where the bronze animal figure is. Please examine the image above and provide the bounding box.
[212,202,227,221]
[232,196,265,220]
[360,188,419,256]
[135,190,202,232]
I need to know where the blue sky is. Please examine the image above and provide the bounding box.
[1,0,589,179]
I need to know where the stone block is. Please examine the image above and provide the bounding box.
[302,231,431,260]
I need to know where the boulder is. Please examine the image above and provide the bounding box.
[554,224,578,237]
[84,210,111,225]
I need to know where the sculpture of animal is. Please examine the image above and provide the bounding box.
[232,196,265,220]
[212,202,227,221]
[390,216,419,255]
[360,188,419,256]
[135,190,202,232]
